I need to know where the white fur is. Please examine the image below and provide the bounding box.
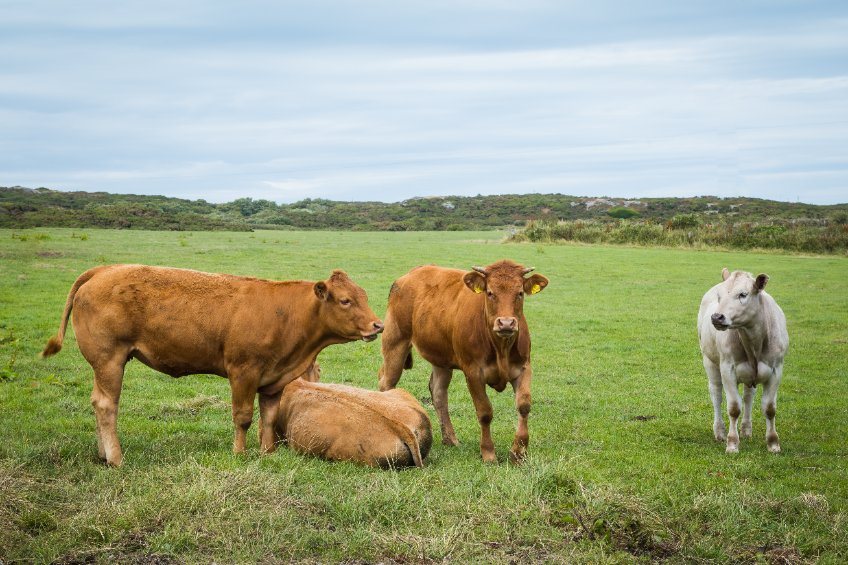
[698,269,789,453]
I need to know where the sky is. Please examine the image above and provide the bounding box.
[1,1,847,204]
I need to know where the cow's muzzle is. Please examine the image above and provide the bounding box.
[711,313,730,331]
[493,317,518,338]
[362,321,384,342]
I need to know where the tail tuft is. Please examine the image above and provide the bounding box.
[41,336,62,357]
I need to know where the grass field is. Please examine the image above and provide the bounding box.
[1,228,847,563]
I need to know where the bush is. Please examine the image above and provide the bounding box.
[607,207,640,219]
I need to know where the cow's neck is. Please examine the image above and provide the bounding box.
[736,307,767,378]
[486,328,518,382]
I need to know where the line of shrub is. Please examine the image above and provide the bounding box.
[510,217,848,255]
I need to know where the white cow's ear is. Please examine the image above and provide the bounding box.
[314,281,329,301]
[463,271,486,294]
[721,267,730,281]
[754,273,769,292]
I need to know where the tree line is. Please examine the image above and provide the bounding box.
[2,186,846,233]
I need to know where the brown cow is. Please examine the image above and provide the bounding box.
[41,264,383,466]
[378,260,548,463]
[271,367,432,468]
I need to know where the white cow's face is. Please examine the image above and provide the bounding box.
[711,268,769,331]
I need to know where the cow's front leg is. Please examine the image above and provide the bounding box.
[741,384,754,439]
[761,366,782,453]
[509,365,532,464]
[258,389,283,454]
[720,361,742,453]
[703,358,725,441]
[465,371,496,463]
[230,376,258,454]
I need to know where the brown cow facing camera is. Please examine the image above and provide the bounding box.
[41,264,383,467]
[378,260,548,463]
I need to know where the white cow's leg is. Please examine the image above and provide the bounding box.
[761,367,782,453]
[741,385,754,439]
[720,362,742,453]
[703,358,725,441]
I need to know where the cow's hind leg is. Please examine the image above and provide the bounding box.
[230,375,259,455]
[90,356,127,467]
[703,358,725,442]
[429,366,458,446]
[464,370,496,463]
[762,368,782,453]
[378,312,411,391]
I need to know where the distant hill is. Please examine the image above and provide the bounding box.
[2,186,846,232]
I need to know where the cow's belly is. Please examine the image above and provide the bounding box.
[413,338,459,370]
[131,343,225,378]
[481,363,523,392]
[733,361,776,386]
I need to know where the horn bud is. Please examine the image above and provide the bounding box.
[521,267,535,275]
[472,266,488,275]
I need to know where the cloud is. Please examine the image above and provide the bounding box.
[2,3,847,204]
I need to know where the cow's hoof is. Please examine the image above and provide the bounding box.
[481,452,497,464]
[725,442,739,454]
[740,424,752,439]
[106,457,123,468]
[767,434,781,453]
[442,437,459,447]
[714,431,727,442]
[508,451,526,465]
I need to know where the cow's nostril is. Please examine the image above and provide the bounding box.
[373,321,384,331]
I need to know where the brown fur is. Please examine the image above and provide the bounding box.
[41,264,383,466]
[274,377,432,468]
[377,259,548,463]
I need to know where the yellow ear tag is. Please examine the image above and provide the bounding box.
[531,284,541,295]
[474,286,483,294]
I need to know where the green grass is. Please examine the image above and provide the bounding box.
[1,228,846,563]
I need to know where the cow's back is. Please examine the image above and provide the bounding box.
[71,264,283,377]
[278,380,432,468]
[387,265,475,367]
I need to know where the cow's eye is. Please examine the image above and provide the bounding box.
[738,292,748,299]
[517,292,524,300]
[339,298,352,306]
[486,291,495,300]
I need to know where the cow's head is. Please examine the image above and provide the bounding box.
[710,267,769,331]
[462,260,548,340]
[314,270,384,342]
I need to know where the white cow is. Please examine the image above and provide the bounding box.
[698,268,789,453]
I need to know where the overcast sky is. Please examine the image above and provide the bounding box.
[2,1,847,204]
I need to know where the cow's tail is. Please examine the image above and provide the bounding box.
[41,266,104,357]
[392,420,425,468]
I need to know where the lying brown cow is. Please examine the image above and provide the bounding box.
[41,265,383,466]
[271,366,432,468]
[378,260,548,463]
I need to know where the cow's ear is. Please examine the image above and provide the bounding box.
[523,274,549,295]
[721,267,730,281]
[314,281,329,301]
[463,271,486,294]
[754,273,769,292]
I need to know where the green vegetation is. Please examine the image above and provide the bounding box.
[3,186,847,233]
[512,218,848,255]
[1,228,846,562]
